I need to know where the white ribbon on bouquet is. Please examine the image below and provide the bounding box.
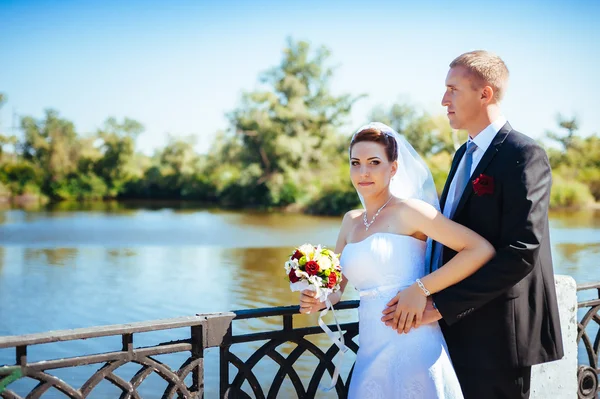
[291,281,348,391]
[316,298,348,391]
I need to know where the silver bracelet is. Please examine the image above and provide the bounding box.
[416,278,431,297]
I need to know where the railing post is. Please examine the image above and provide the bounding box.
[531,275,578,398]
[220,323,232,398]
[197,312,235,398]
[16,346,26,367]
[190,324,204,398]
[283,314,293,332]
[122,333,133,353]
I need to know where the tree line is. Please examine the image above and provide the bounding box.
[0,39,597,214]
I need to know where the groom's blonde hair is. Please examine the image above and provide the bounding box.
[450,50,509,101]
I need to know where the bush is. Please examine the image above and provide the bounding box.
[0,161,43,195]
[266,173,303,207]
[550,175,594,208]
[180,174,218,201]
[50,173,108,200]
[0,181,11,199]
[579,167,600,201]
[425,152,453,196]
[305,182,360,216]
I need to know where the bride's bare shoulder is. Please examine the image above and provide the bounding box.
[339,209,364,232]
[345,209,364,219]
[392,198,438,220]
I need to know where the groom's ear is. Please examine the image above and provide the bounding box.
[481,85,495,103]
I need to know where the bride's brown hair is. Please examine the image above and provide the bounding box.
[349,128,398,162]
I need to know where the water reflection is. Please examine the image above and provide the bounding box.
[549,208,600,229]
[0,203,598,396]
[554,243,600,265]
[24,248,79,267]
[105,248,138,258]
[0,204,341,248]
[0,204,595,331]
[47,200,129,213]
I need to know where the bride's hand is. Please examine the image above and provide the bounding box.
[299,290,326,314]
[382,297,441,329]
[385,284,427,334]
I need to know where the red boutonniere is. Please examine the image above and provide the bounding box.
[472,174,495,196]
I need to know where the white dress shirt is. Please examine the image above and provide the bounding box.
[442,116,507,218]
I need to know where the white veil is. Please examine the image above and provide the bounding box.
[350,122,441,272]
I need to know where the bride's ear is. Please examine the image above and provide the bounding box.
[390,160,398,177]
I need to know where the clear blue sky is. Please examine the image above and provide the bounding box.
[1,0,598,155]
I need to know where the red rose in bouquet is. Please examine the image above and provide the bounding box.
[327,273,337,288]
[289,269,300,283]
[305,261,320,276]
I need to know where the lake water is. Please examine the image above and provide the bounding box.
[0,201,599,397]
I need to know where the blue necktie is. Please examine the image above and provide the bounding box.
[431,141,477,271]
[448,141,478,219]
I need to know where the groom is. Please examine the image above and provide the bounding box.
[383,50,564,398]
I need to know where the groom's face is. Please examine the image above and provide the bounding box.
[442,66,482,130]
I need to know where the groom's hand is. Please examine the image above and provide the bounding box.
[420,298,443,325]
[382,297,442,332]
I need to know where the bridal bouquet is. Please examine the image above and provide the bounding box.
[284,243,347,391]
[284,244,342,303]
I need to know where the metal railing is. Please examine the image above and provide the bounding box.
[221,301,359,398]
[0,283,598,398]
[0,314,234,398]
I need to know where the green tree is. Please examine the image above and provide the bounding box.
[369,102,464,157]
[19,109,81,185]
[546,116,599,202]
[159,135,198,176]
[93,117,144,196]
[0,93,15,159]
[547,115,579,152]
[221,38,362,207]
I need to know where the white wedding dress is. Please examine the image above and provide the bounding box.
[341,232,464,399]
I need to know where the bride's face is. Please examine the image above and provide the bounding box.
[350,141,398,197]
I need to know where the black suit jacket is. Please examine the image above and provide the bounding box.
[431,122,564,369]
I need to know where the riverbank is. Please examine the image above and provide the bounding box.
[1,196,599,215]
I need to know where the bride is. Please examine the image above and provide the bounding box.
[299,122,495,398]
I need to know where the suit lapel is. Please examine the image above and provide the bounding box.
[440,144,466,212]
[451,122,512,220]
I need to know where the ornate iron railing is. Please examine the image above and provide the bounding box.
[0,283,598,398]
[577,282,600,399]
[221,301,359,398]
[0,314,235,398]
[0,303,360,398]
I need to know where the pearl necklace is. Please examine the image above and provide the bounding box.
[363,196,393,231]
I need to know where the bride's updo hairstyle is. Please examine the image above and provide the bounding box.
[349,127,398,162]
